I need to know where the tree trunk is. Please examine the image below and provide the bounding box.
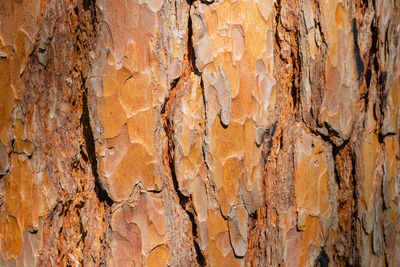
[0,0,399,266]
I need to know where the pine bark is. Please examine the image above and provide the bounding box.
[0,0,399,266]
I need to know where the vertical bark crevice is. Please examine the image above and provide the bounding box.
[160,2,207,264]
[332,144,360,266]
[162,87,207,266]
[76,0,113,207]
[81,85,114,206]
[352,18,365,78]
[273,0,301,115]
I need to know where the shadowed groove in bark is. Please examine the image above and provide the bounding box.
[352,18,365,78]
[273,0,301,113]
[81,78,114,206]
[75,0,113,207]
[160,2,207,264]
[83,0,97,31]
[161,88,207,266]
[315,248,330,267]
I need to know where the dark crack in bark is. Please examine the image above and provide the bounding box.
[160,3,207,265]
[81,84,114,206]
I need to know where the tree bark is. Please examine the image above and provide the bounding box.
[0,0,399,266]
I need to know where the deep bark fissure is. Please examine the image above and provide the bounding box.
[274,0,301,114]
[160,3,207,265]
[81,77,114,206]
[83,0,97,32]
[162,96,207,266]
[187,13,201,76]
[315,248,330,267]
[74,0,113,207]
[291,37,301,114]
[352,18,365,78]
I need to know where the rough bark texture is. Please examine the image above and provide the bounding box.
[0,0,399,266]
